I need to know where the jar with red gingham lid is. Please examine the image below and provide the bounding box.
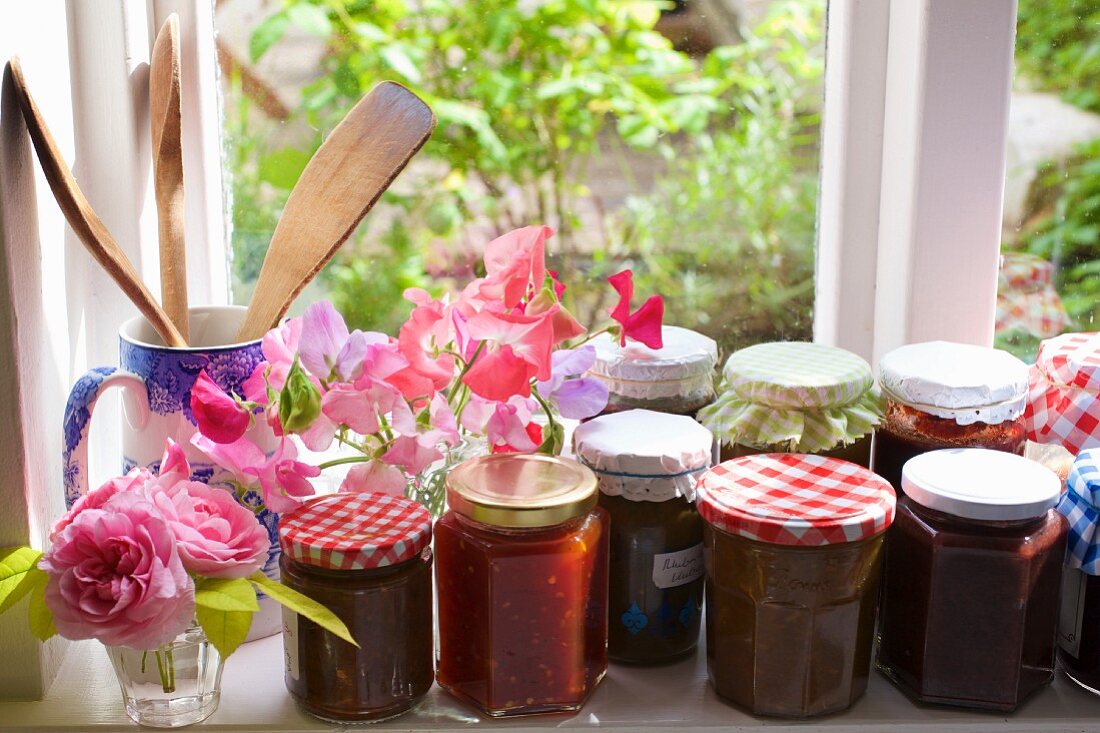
[1027,332,1100,457]
[696,453,896,718]
[278,492,434,723]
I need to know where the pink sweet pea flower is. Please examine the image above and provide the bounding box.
[608,269,664,349]
[389,299,456,400]
[382,431,445,475]
[49,467,153,542]
[40,493,195,649]
[191,370,251,444]
[242,318,305,402]
[491,422,543,454]
[191,434,267,486]
[144,480,270,579]
[243,438,320,514]
[429,393,461,446]
[526,288,586,345]
[477,225,552,309]
[462,345,538,401]
[485,399,541,452]
[157,439,191,488]
[339,460,407,496]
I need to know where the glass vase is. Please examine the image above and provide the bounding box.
[408,436,486,516]
[106,624,223,728]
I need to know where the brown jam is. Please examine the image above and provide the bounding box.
[598,390,715,419]
[600,493,704,664]
[722,433,872,468]
[1059,569,1100,694]
[704,524,885,718]
[877,499,1066,711]
[874,400,1026,493]
[435,508,610,717]
[280,550,434,722]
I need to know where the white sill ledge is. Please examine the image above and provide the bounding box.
[4,633,1100,732]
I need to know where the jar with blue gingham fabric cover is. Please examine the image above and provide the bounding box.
[1057,448,1100,695]
[698,341,881,466]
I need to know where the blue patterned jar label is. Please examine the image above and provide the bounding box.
[652,543,704,589]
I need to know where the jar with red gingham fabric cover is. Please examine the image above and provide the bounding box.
[695,453,896,718]
[278,492,434,723]
[1026,332,1100,455]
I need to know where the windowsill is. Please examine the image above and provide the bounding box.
[4,633,1100,732]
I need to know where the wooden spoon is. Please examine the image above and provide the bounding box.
[235,81,436,341]
[7,57,186,347]
[150,14,189,342]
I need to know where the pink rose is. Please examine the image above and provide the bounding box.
[40,493,194,649]
[50,467,153,542]
[191,369,251,444]
[145,481,270,579]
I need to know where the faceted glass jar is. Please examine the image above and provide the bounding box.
[703,523,885,718]
[435,508,610,717]
[106,624,223,729]
[280,549,434,722]
[1059,568,1100,695]
[600,493,704,663]
[874,398,1026,492]
[877,499,1067,711]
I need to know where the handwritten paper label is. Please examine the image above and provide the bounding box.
[652,543,705,589]
[283,608,300,681]
[1058,565,1087,659]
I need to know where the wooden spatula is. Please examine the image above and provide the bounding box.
[150,14,189,343]
[8,57,186,347]
[235,81,436,341]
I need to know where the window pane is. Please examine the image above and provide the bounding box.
[215,0,826,356]
[999,0,1100,361]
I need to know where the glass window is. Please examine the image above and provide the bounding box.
[998,0,1100,361]
[214,0,827,357]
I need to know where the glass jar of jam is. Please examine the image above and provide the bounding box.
[278,492,434,723]
[588,326,718,417]
[874,341,1028,493]
[1026,332,1100,456]
[696,454,896,718]
[877,448,1066,711]
[573,409,712,664]
[1056,448,1100,696]
[698,341,881,467]
[435,454,609,717]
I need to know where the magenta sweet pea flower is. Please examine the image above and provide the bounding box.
[144,480,269,579]
[608,269,664,349]
[243,438,320,514]
[40,492,195,649]
[191,369,250,444]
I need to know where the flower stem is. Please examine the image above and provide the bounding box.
[448,342,485,405]
[155,649,175,694]
[317,455,371,470]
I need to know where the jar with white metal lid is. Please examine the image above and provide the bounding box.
[873,341,1029,493]
[877,448,1066,711]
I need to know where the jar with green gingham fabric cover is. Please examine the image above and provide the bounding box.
[697,341,882,466]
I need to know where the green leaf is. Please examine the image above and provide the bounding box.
[250,573,358,648]
[380,45,422,84]
[27,571,55,642]
[287,4,332,36]
[0,547,43,615]
[258,148,312,190]
[196,605,253,659]
[195,577,259,613]
[249,12,289,63]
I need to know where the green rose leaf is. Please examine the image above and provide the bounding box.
[0,547,44,615]
[27,570,55,642]
[196,605,253,660]
[250,573,358,648]
[249,11,289,63]
[195,577,260,613]
[279,360,322,433]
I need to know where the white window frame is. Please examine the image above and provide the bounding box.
[0,0,1018,700]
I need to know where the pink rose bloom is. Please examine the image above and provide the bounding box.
[50,467,153,542]
[40,493,195,649]
[191,370,251,444]
[145,481,270,579]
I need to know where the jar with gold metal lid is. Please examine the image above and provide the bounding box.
[435,453,609,717]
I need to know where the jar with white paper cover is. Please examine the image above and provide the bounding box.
[588,326,718,418]
[574,409,713,663]
[874,341,1029,493]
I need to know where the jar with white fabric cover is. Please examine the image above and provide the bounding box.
[574,409,713,663]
